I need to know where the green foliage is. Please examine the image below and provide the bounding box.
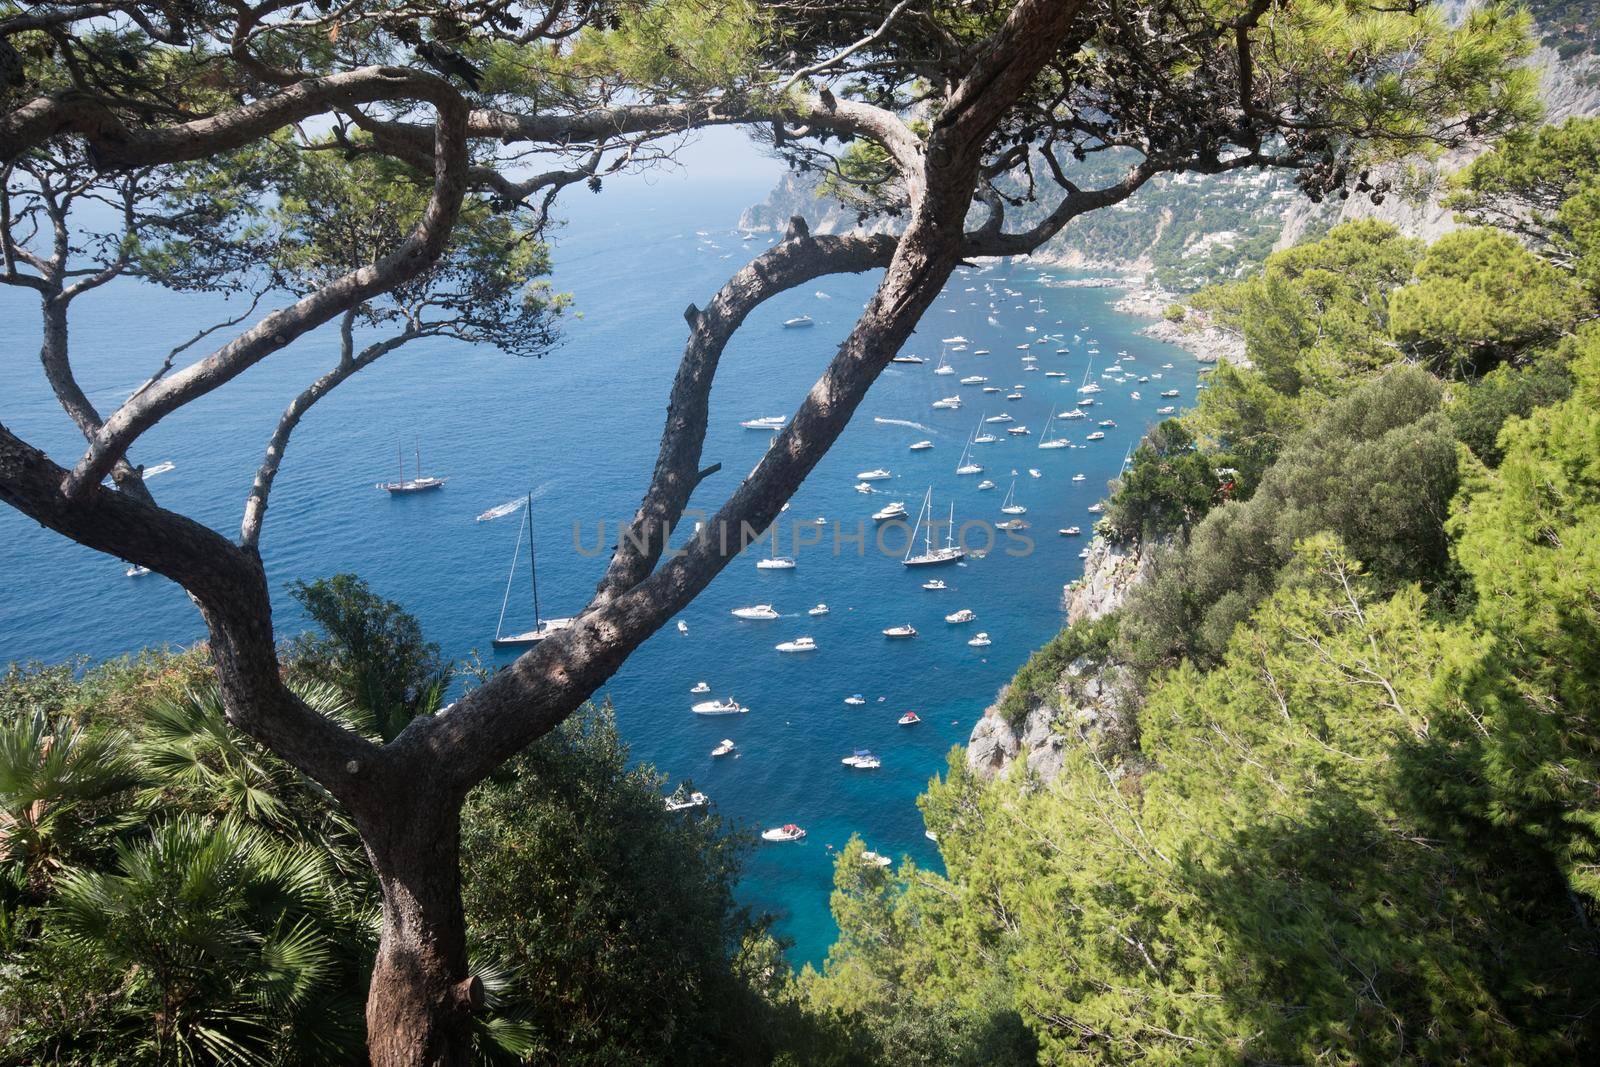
[1448,332,1581,464]
[997,614,1120,729]
[1103,420,1225,542]
[460,702,779,1066]
[1390,227,1592,373]
[289,574,450,742]
[1448,115,1600,260]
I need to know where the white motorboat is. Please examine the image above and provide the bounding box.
[891,353,925,364]
[942,335,969,344]
[492,494,574,647]
[377,442,447,494]
[692,697,747,715]
[1007,425,1029,436]
[1130,391,1142,400]
[1062,408,1086,420]
[882,624,918,638]
[931,396,962,410]
[809,603,830,616]
[984,413,1013,424]
[1078,381,1102,394]
[857,469,891,481]
[1076,397,1096,407]
[909,440,934,451]
[1029,468,1042,478]
[972,432,998,444]
[1158,405,1176,414]
[844,694,867,706]
[761,824,807,842]
[1088,502,1105,514]
[999,480,1027,515]
[1059,526,1081,536]
[1072,473,1087,482]
[982,386,1001,394]
[775,636,817,653]
[945,608,976,624]
[756,556,796,570]
[126,565,151,578]
[1045,371,1067,378]
[782,315,814,328]
[1079,548,1092,558]
[677,620,689,634]
[855,482,875,493]
[731,604,779,620]
[141,460,175,479]
[959,375,988,385]
[976,479,996,491]
[740,415,786,431]
[898,712,922,726]
[665,791,708,812]
[1099,419,1117,427]
[862,850,893,867]
[1161,389,1180,397]
[968,632,992,647]
[921,578,947,591]
[902,488,964,567]
[996,518,1028,531]
[872,501,909,522]
[1006,392,1024,401]
[712,739,736,757]
[476,498,524,523]
[843,750,882,770]
[1087,431,1105,441]
[691,681,711,693]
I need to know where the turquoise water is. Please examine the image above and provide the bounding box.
[0,177,1197,964]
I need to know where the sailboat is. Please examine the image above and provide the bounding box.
[1037,406,1069,449]
[955,425,983,475]
[492,494,574,647]
[377,441,446,493]
[903,488,964,567]
[1000,480,1027,515]
[756,524,796,569]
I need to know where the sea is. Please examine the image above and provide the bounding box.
[0,174,1199,966]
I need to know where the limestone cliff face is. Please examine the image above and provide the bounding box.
[736,170,902,237]
[966,537,1153,782]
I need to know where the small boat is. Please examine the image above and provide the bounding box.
[1059,526,1082,536]
[665,791,708,812]
[968,632,992,647]
[1157,405,1176,415]
[492,494,575,647]
[711,739,736,758]
[1088,503,1105,514]
[959,375,988,385]
[842,749,881,769]
[891,354,925,364]
[855,482,875,493]
[996,518,1028,531]
[1086,431,1105,441]
[126,565,151,578]
[982,386,1001,394]
[972,432,998,445]
[945,608,976,624]
[883,624,918,638]
[1076,398,1096,407]
[1007,425,1030,436]
[756,556,796,570]
[898,712,921,726]
[844,694,866,706]
[377,442,446,493]
[1006,392,1023,400]
[1161,389,1180,397]
[809,603,830,616]
[933,351,955,375]
[1061,408,1086,420]
[909,440,934,451]
[872,501,909,521]
[1028,468,1042,478]
[775,636,817,653]
[692,697,747,715]
[782,315,814,328]
[691,681,712,693]
[761,824,807,842]
[476,498,524,522]
[740,415,787,431]
[1099,419,1117,427]
[921,579,947,591]
[976,479,996,491]
[1072,473,1087,482]
[1130,391,1142,400]
[141,461,175,479]
[677,620,689,634]
[984,413,1013,424]
[732,603,779,620]
[931,396,962,410]
[861,850,893,867]
[974,348,991,355]
[942,335,969,344]
[1079,548,1092,558]
[857,469,891,481]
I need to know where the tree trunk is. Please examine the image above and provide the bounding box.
[361,797,478,1066]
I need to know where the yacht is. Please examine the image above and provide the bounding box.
[665,791,708,812]
[1161,389,1180,397]
[976,479,996,490]
[855,482,875,493]
[761,824,807,842]
[931,396,962,410]
[1087,431,1106,441]
[967,632,992,647]
[1029,468,1042,478]
[985,413,1014,424]
[692,697,747,715]
[691,681,711,693]
[972,432,998,444]
[712,739,736,757]
[882,624,918,638]
[1000,480,1027,516]
[1088,502,1105,514]
[891,353,925,364]
[982,386,1002,394]
[974,348,991,355]
[898,712,922,726]
[1006,392,1023,401]
[1061,408,1087,420]
[1099,419,1117,427]
[1059,525,1082,536]
[1158,405,1176,414]
[377,442,447,494]
[1078,381,1102,394]
[1076,398,1096,407]
[731,604,779,620]
[995,518,1028,531]
[844,694,867,706]
[1007,425,1030,437]
[909,440,934,451]
[1038,407,1069,449]
[677,620,688,634]
[959,375,988,385]
[902,488,964,567]
[945,608,977,624]
[775,636,817,653]
[492,495,575,647]
[872,501,909,521]
[1045,371,1067,378]
[921,578,947,591]
[782,315,814,329]
[808,603,830,616]
[740,415,786,431]
[857,469,892,482]
[842,749,881,769]
[756,555,796,570]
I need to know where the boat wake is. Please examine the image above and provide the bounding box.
[873,417,936,434]
[142,461,175,479]
[476,481,556,522]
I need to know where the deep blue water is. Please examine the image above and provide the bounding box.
[0,177,1197,965]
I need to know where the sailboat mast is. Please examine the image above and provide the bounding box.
[397,443,404,483]
[527,493,541,627]
[946,501,955,549]
[414,439,422,479]
[495,509,527,640]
